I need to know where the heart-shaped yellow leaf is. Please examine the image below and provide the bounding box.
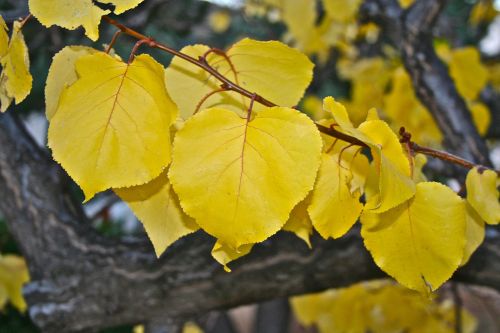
[361,182,466,293]
[48,52,177,200]
[169,106,322,248]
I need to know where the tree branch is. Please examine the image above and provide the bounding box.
[103,15,496,174]
[402,0,491,166]
[1,113,499,333]
[361,0,492,167]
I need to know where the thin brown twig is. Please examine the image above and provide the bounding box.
[102,15,498,175]
[106,30,123,54]
[194,87,229,115]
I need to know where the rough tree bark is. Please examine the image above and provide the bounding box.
[362,0,492,166]
[0,1,499,333]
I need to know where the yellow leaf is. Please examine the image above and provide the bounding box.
[0,15,8,58]
[358,120,416,213]
[448,47,488,100]
[48,53,177,200]
[322,0,362,23]
[461,203,485,265]
[133,326,144,333]
[283,197,313,248]
[164,44,239,120]
[468,101,491,136]
[323,96,359,133]
[169,106,322,249]
[281,0,325,54]
[302,94,327,121]
[211,241,253,272]
[165,39,314,119]
[28,0,144,41]
[412,154,428,183]
[470,0,498,25]
[399,0,415,8]
[0,254,30,312]
[115,170,199,257]
[365,107,379,122]
[308,146,369,239]
[290,289,338,326]
[209,10,231,33]
[337,57,392,126]
[466,167,500,225]
[292,280,478,333]
[383,67,442,146]
[361,182,466,293]
[45,46,98,120]
[323,97,416,214]
[183,322,204,333]
[222,38,314,107]
[0,21,32,112]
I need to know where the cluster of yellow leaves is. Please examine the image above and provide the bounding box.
[301,96,499,294]
[34,2,497,292]
[337,56,393,126]
[0,16,32,113]
[291,280,477,333]
[469,0,499,25]
[29,0,145,41]
[438,45,491,135]
[44,39,324,272]
[45,45,184,255]
[244,0,375,63]
[0,254,29,312]
[337,44,491,147]
[383,67,443,145]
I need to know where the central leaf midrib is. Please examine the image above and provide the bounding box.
[94,64,130,169]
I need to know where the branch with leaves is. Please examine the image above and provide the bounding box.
[0,0,499,332]
[103,14,496,175]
